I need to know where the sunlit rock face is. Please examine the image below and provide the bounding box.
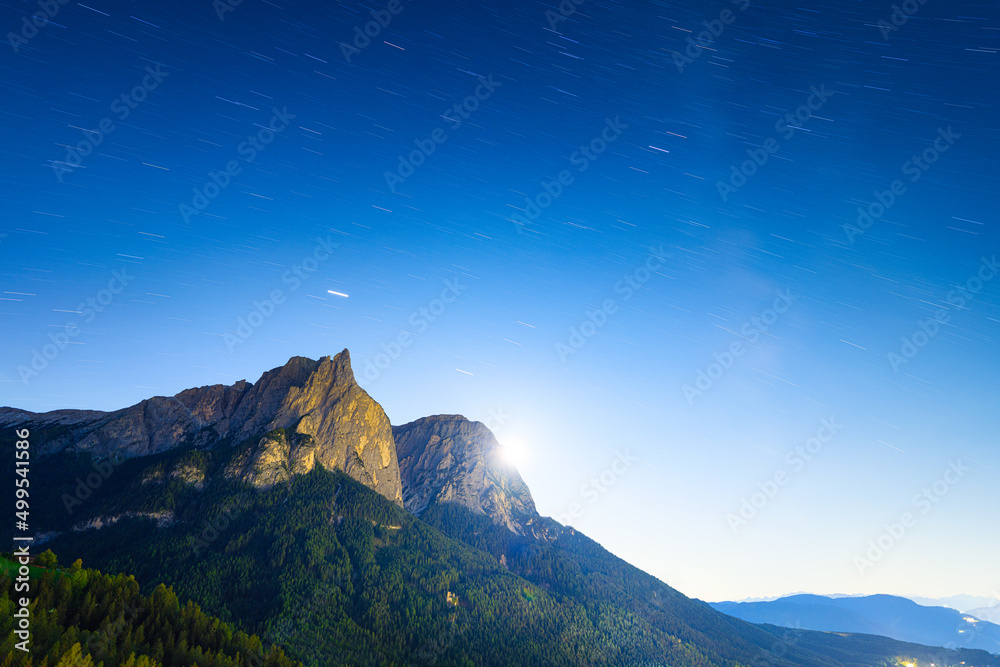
[2,349,403,506]
[393,415,538,534]
[224,427,319,489]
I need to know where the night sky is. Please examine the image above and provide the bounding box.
[2,0,999,603]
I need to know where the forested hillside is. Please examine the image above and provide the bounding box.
[36,454,731,666]
[0,552,296,667]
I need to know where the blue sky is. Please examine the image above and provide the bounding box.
[2,0,998,602]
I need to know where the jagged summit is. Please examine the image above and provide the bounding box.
[393,414,539,534]
[1,350,403,505]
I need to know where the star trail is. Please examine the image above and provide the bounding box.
[2,0,998,602]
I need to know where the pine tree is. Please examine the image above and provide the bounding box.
[54,644,93,667]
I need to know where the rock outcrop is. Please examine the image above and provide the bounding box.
[393,415,538,534]
[1,350,402,506]
[72,510,175,531]
[225,427,320,488]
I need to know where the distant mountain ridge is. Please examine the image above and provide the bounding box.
[728,592,1000,614]
[711,593,1000,654]
[907,594,1000,614]
[970,607,1000,625]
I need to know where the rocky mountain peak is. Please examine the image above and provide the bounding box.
[393,415,538,534]
[230,350,402,503]
[2,349,402,506]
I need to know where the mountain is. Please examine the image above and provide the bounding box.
[4,351,1000,666]
[711,594,1000,654]
[969,607,1000,624]
[393,415,540,535]
[0,350,402,505]
[907,595,1000,614]
[393,414,1000,666]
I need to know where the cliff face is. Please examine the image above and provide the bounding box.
[1,350,402,505]
[393,415,538,534]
